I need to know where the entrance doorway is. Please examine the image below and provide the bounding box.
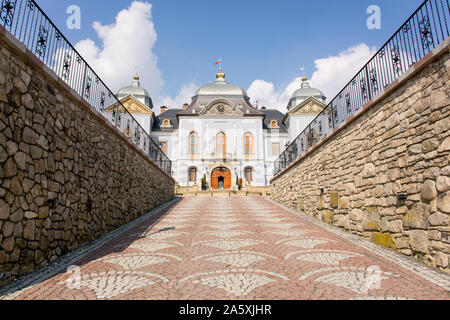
[211,167,232,190]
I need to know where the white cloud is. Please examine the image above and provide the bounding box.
[247,43,377,112]
[159,82,199,111]
[73,2,376,115]
[74,1,163,97]
[309,43,377,102]
[247,78,300,112]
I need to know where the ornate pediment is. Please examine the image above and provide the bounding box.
[282,97,331,124]
[290,98,325,115]
[200,100,244,117]
[104,95,153,115]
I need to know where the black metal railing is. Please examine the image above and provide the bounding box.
[0,0,172,175]
[274,0,449,176]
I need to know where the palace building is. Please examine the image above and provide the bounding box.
[106,70,328,191]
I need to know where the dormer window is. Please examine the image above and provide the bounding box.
[270,120,279,128]
[162,119,171,128]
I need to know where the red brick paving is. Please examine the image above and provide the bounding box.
[2,197,449,300]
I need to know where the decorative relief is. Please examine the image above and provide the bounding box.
[201,101,243,117]
[290,99,325,115]
[104,96,152,114]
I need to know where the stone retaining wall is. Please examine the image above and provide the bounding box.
[270,40,450,273]
[0,30,175,286]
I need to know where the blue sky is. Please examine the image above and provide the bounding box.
[36,0,424,111]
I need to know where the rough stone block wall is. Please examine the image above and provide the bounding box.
[0,32,175,286]
[270,45,450,273]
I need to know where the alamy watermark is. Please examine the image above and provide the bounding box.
[363,265,382,293]
[66,5,81,30]
[64,265,81,289]
[367,5,381,30]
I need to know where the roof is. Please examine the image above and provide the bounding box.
[152,107,289,133]
[117,85,151,99]
[178,97,264,117]
[261,109,288,133]
[116,75,153,108]
[193,71,249,99]
[152,109,183,131]
[287,78,326,110]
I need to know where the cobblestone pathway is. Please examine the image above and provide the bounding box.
[1,197,449,300]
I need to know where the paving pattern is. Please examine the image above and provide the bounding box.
[1,197,449,300]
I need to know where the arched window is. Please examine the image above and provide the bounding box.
[188,167,197,182]
[189,132,199,154]
[244,167,253,182]
[216,132,226,155]
[244,133,253,155]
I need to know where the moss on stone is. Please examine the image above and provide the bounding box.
[322,210,334,224]
[330,192,339,208]
[371,233,396,250]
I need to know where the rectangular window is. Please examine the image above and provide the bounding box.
[244,134,253,155]
[272,143,280,157]
[216,133,226,155]
[159,141,168,155]
[189,132,199,154]
[245,168,253,182]
[189,168,197,182]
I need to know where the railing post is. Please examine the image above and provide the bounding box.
[365,65,372,101]
[115,103,120,128]
[81,62,87,101]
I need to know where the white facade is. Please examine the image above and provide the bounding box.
[111,73,326,189]
[156,116,281,188]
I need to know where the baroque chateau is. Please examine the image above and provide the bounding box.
[106,69,328,191]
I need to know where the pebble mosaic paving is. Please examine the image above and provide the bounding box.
[0,197,449,300]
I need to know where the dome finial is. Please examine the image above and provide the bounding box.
[132,73,140,87]
[216,69,226,82]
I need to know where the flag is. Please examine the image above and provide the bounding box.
[214,58,222,65]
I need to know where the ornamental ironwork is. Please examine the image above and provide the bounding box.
[360,79,368,101]
[345,93,351,116]
[0,0,171,175]
[100,92,106,107]
[36,25,48,58]
[62,53,71,80]
[26,0,34,10]
[403,23,410,33]
[391,45,402,75]
[85,76,92,99]
[369,69,378,93]
[0,0,16,26]
[272,0,449,176]
[419,16,433,49]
